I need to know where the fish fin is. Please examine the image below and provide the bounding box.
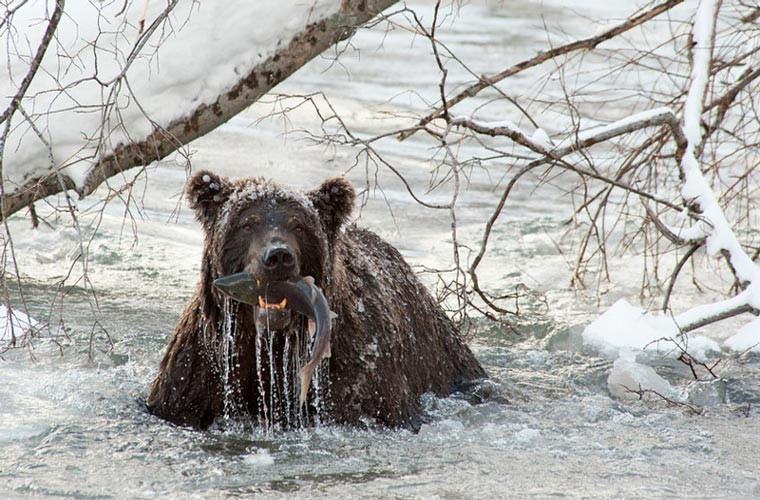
[303,276,315,286]
[307,319,316,337]
[329,310,338,321]
[299,362,317,407]
[325,339,331,358]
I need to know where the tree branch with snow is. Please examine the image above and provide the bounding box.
[0,0,398,221]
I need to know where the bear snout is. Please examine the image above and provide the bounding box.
[262,244,296,270]
[256,243,299,281]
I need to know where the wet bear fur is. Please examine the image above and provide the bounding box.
[146,171,486,430]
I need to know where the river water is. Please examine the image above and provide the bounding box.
[2,1,760,499]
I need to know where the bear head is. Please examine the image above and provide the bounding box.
[186,170,355,330]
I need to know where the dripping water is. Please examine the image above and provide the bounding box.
[312,365,323,425]
[221,297,241,425]
[254,308,271,434]
[295,327,308,428]
[282,334,292,429]
[217,286,330,433]
[268,326,277,430]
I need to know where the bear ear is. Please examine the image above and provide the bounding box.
[186,170,232,223]
[307,177,355,234]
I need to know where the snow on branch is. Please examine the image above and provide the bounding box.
[670,0,760,313]
[451,107,685,210]
[0,0,398,220]
[584,0,760,373]
[677,0,760,286]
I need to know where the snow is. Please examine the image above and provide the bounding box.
[464,117,522,134]
[724,316,760,353]
[215,178,316,231]
[673,288,753,330]
[2,0,342,193]
[670,219,709,244]
[583,0,760,396]
[676,0,760,287]
[582,299,719,360]
[451,115,552,152]
[0,304,38,345]
[682,0,718,147]
[530,128,552,149]
[575,107,675,143]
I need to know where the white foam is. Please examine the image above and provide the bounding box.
[243,449,275,467]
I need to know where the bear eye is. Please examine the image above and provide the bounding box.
[289,217,305,233]
[239,217,259,231]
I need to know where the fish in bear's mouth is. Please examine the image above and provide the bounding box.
[213,272,335,405]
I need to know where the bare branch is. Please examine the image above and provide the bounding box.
[662,243,702,312]
[398,0,686,140]
[0,0,64,127]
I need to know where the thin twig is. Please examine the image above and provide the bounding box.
[662,243,702,312]
[398,0,686,140]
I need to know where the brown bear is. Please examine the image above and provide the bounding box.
[146,170,486,430]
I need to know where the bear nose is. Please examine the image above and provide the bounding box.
[262,245,296,271]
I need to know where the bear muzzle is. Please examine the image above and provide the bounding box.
[261,245,296,272]
[248,242,301,283]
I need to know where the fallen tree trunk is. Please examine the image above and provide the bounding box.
[0,0,397,220]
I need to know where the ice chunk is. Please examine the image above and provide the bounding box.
[607,352,677,401]
[685,379,727,406]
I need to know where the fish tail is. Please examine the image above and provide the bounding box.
[299,361,317,407]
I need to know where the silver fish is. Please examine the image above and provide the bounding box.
[213,272,334,406]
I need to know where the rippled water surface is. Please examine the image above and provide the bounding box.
[3,1,760,499]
